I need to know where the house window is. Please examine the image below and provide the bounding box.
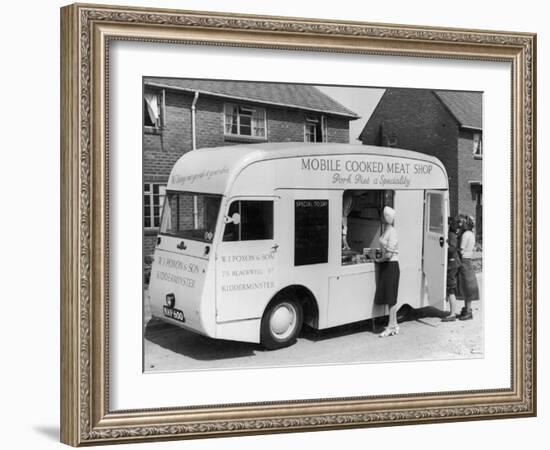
[386,136,398,147]
[224,103,266,138]
[144,183,166,229]
[143,90,165,131]
[473,132,483,158]
[375,124,397,147]
[304,115,327,143]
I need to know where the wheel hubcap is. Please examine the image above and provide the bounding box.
[269,302,297,340]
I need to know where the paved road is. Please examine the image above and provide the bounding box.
[144,274,483,372]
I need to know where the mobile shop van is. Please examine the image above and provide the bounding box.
[149,143,449,349]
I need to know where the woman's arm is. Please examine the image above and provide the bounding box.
[459,233,466,254]
[448,233,458,257]
[459,231,473,256]
[375,250,395,262]
[375,228,397,262]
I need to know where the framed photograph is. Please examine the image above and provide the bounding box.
[60,3,536,446]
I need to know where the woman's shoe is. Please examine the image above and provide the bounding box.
[441,314,458,322]
[458,310,473,321]
[379,325,400,337]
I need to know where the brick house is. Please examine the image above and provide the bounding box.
[143,78,359,256]
[359,88,483,242]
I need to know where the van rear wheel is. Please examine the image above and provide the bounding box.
[261,298,303,350]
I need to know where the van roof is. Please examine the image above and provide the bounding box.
[167,142,447,194]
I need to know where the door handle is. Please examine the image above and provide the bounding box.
[439,236,445,247]
[271,243,279,252]
[177,241,187,250]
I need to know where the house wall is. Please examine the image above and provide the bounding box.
[144,90,192,183]
[265,108,311,142]
[360,89,461,215]
[143,88,352,258]
[457,130,483,241]
[145,90,351,181]
[327,116,352,143]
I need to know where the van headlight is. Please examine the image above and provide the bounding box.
[165,293,175,308]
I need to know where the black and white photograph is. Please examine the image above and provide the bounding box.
[142,78,483,372]
[1,0,543,447]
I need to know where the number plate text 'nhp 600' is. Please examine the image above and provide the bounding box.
[163,306,185,322]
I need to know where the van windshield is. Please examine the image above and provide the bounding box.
[160,192,222,243]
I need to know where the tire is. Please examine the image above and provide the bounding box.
[260,298,303,350]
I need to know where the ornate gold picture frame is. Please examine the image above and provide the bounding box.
[60,3,536,446]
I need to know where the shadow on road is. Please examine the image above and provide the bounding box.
[144,304,449,359]
[407,305,450,320]
[145,318,260,361]
[300,304,449,343]
[300,319,377,342]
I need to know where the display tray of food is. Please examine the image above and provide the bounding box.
[342,248,375,265]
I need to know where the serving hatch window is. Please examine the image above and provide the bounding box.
[341,189,394,266]
[160,192,222,243]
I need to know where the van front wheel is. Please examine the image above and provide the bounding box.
[261,299,303,350]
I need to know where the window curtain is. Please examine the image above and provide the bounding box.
[144,92,159,125]
[473,134,482,155]
[321,116,328,142]
[343,192,354,217]
[224,103,238,134]
[160,195,172,231]
[252,108,266,137]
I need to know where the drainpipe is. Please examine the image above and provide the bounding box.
[191,91,199,150]
[191,91,199,228]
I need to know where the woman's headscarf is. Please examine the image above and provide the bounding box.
[464,215,475,231]
[458,214,475,231]
[383,206,396,225]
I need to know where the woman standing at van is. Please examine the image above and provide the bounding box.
[441,216,462,322]
[374,206,400,337]
[456,215,480,320]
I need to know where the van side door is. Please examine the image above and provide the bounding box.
[215,197,278,322]
[423,190,448,307]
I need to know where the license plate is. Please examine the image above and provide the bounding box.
[163,306,185,322]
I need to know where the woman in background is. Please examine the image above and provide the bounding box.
[342,191,354,250]
[456,215,480,320]
[441,216,462,322]
[374,206,400,337]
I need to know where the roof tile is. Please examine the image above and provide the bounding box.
[145,78,359,119]
[434,90,482,129]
